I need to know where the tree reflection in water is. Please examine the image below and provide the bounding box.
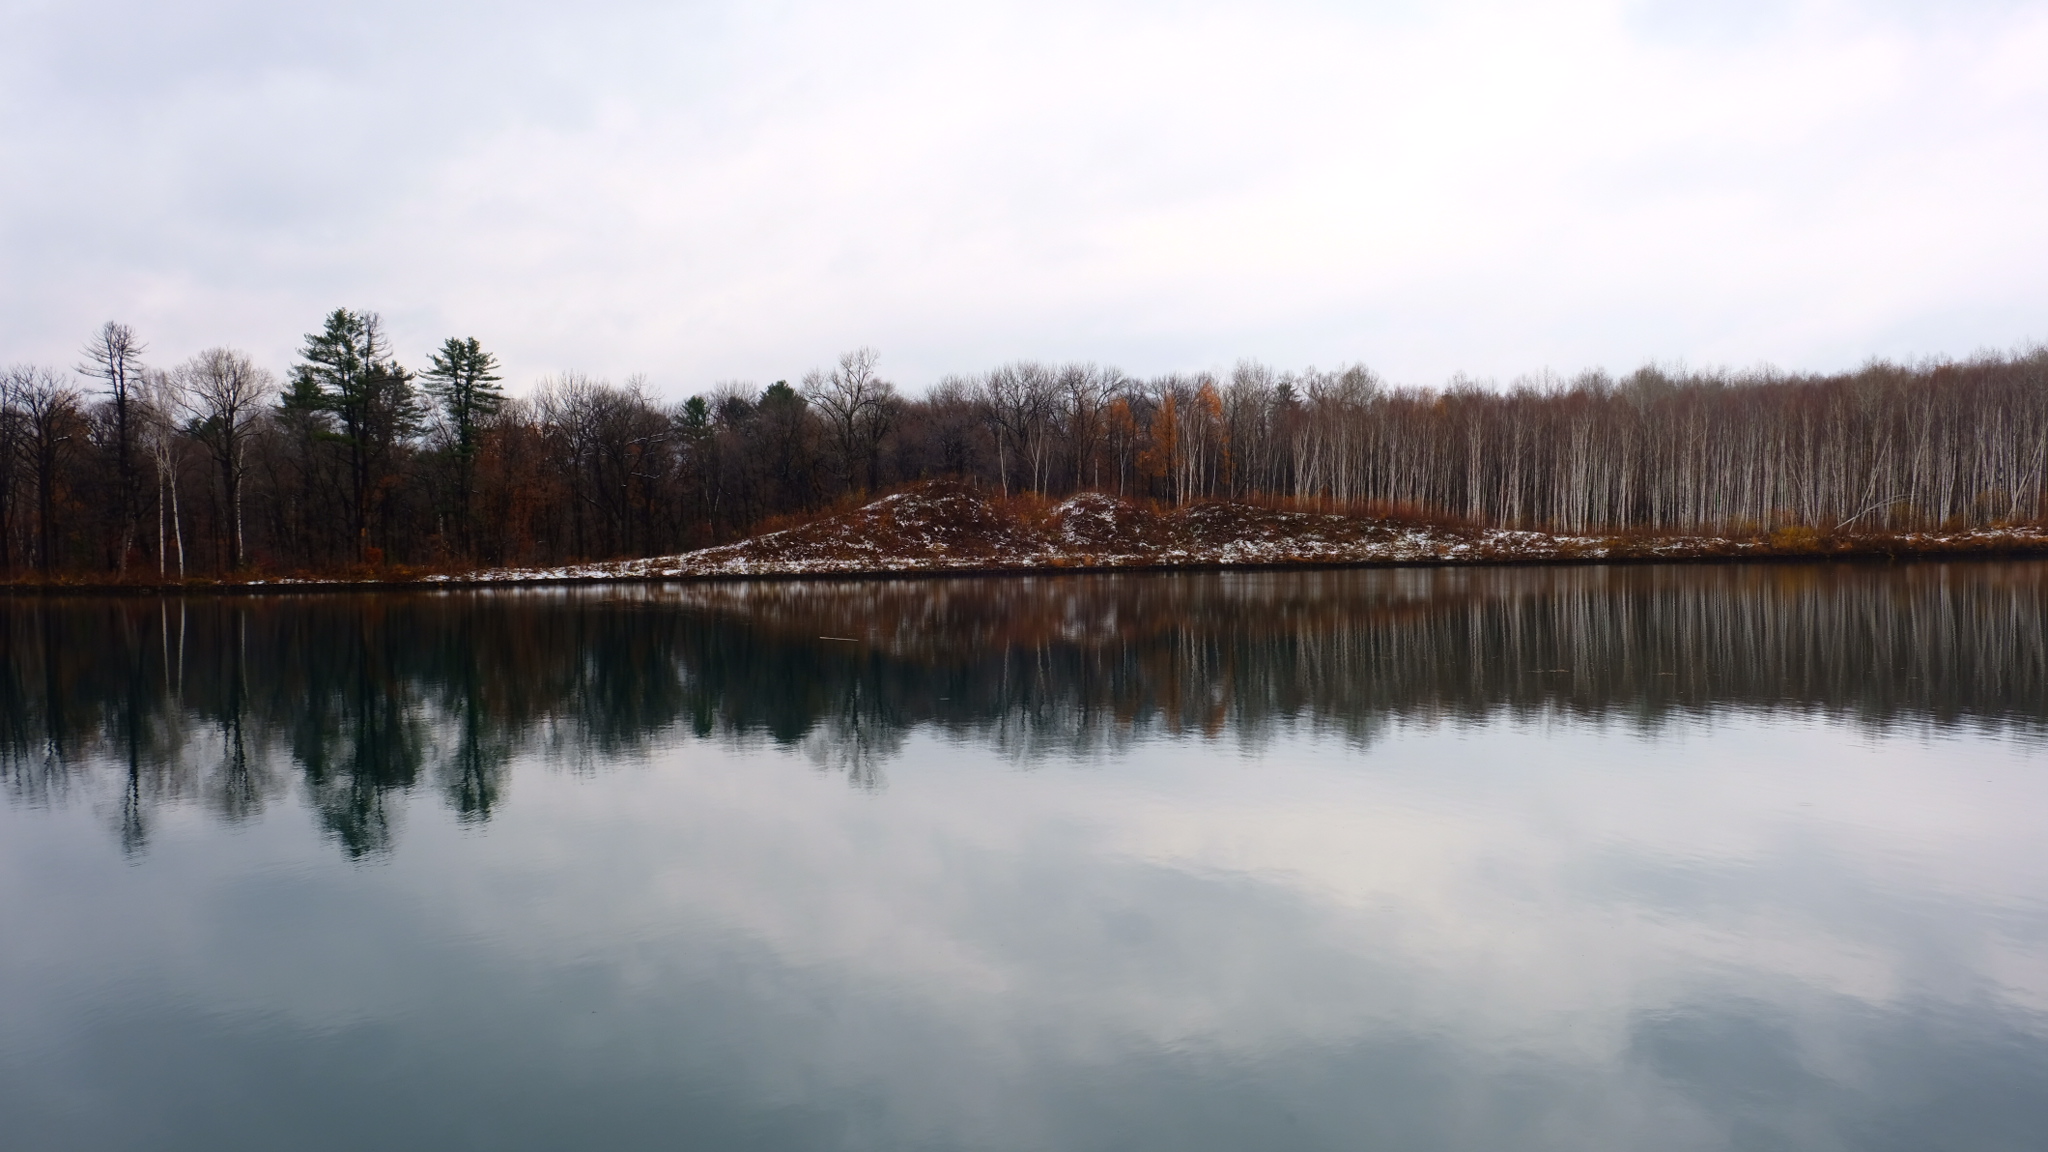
[3,562,2043,857]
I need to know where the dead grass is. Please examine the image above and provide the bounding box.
[1233,490,1479,531]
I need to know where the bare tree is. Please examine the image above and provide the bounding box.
[10,367,83,573]
[1017,363,1058,495]
[1055,364,1120,493]
[534,373,673,558]
[137,368,188,578]
[0,370,24,572]
[803,347,897,494]
[180,348,277,570]
[79,322,147,569]
[978,363,1056,497]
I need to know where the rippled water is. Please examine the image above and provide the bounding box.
[3,564,2045,1151]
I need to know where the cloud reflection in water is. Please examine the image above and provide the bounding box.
[0,565,2044,1151]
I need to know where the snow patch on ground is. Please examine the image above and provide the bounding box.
[414,483,2048,585]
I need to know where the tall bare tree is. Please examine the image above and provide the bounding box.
[180,348,276,570]
[803,347,897,494]
[978,363,1055,497]
[79,322,146,569]
[136,368,188,578]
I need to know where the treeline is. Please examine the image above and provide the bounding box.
[4,312,2046,577]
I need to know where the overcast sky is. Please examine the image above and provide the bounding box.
[3,0,2045,395]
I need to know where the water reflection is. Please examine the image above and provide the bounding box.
[3,562,2044,856]
[3,565,2047,1152]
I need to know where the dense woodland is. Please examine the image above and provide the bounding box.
[3,310,2046,577]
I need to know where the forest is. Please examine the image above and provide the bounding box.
[3,309,2046,578]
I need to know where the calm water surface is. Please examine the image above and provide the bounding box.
[3,565,2045,1151]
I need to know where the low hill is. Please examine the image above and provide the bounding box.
[434,481,2048,584]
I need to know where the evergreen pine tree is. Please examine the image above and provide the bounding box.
[294,309,420,561]
[419,336,503,558]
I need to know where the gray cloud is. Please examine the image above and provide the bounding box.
[3,0,2045,394]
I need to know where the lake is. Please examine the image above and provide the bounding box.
[2,564,2045,1152]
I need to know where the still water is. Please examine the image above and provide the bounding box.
[2,565,2045,1151]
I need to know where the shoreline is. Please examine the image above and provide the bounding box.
[9,484,2047,595]
[8,534,2048,595]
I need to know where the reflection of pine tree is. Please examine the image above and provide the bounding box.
[440,694,511,823]
[287,614,428,858]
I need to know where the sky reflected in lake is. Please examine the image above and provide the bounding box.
[3,566,2045,1151]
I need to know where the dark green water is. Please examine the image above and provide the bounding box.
[3,564,2045,1151]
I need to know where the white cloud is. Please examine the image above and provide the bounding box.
[2,0,2045,394]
